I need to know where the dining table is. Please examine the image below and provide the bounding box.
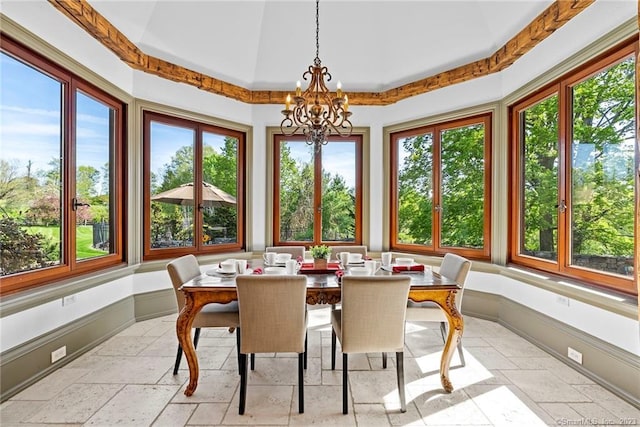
[176,260,463,397]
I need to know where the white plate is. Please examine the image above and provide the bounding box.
[207,268,237,277]
[264,266,287,275]
[237,268,254,275]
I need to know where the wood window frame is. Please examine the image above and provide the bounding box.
[389,112,492,260]
[142,111,246,260]
[509,36,638,295]
[272,134,363,247]
[0,34,126,296]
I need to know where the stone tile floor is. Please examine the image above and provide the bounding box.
[1,308,638,426]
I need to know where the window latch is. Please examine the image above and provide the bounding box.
[555,200,566,213]
[72,198,90,211]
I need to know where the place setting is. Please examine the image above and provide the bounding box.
[380,253,430,274]
[262,252,293,266]
[207,258,253,278]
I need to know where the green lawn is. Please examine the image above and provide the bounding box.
[26,225,108,259]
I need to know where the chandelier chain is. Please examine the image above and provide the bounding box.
[315,0,320,62]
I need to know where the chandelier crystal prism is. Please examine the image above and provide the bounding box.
[280,0,353,151]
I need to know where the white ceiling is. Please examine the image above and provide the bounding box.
[88,0,555,93]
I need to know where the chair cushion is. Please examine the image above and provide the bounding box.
[193,301,240,328]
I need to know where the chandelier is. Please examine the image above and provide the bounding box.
[280,0,353,151]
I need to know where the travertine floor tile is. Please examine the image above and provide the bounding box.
[26,383,124,424]
[84,384,179,426]
[3,309,636,426]
[152,403,197,426]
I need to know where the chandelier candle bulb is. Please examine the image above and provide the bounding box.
[285,94,291,111]
[296,81,302,97]
[343,95,349,112]
[337,81,342,98]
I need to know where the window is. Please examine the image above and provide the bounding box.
[0,35,125,295]
[273,134,362,246]
[510,38,637,294]
[143,111,245,259]
[390,113,492,259]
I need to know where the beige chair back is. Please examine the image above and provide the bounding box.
[266,246,305,259]
[167,254,202,312]
[438,253,472,307]
[236,275,307,354]
[339,275,411,354]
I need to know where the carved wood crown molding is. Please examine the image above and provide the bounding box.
[48,0,595,106]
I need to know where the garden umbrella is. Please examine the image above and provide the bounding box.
[151,182,236,208]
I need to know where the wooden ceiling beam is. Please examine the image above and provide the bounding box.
[47,0,595,106]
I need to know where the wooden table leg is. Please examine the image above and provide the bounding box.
[439,289,464,393]
[176,292,205,396]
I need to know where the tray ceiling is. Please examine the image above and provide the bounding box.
[87,0,556,93]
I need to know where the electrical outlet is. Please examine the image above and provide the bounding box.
[62,294,76,306]
[51,346,66,363]
[567,347,582,364]
[556,295,570,306]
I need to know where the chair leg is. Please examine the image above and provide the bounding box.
[439,322,446,342]
[193,327,202,348]
[239,353,248,415]
[236,327,241,374]
[342,353,349,414]
[331,329,337,370]
[174,327,201,375]
[382,352,387,369]
[396,352,406,413]
[298,353,304,413]
[172,345,183,375]
[304,333,308,370]
[250,353,255,371]
[457,339,466,367]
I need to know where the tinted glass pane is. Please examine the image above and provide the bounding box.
[75,91,113,261]
[0,52,63,275]
[279,141,314,242]
[440,123,485,248]
[520,95,559,261]
[202,131,238,245]
[321,141,356,242]
[570,57,635,276]
[396,133,433,245]
[149,122,195,248]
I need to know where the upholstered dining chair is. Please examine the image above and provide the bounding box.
[235,275,308,415]
[166,254,240,375]
[331,275,412,414]
[405,253,471,366]
[265,245,305,259]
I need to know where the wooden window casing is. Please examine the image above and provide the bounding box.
[0,35,126,296]
[390,113,492,260]
[143,111,246,260]
[509,37,638,295]
[272,134,363,248]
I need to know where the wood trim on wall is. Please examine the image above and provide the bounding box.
[47,0,595,106]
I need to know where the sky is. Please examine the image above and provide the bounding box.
[1,51,110,183]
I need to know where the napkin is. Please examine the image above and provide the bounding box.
[392,264,424,273]
[335,269,344,284]
[252,268,263,275]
